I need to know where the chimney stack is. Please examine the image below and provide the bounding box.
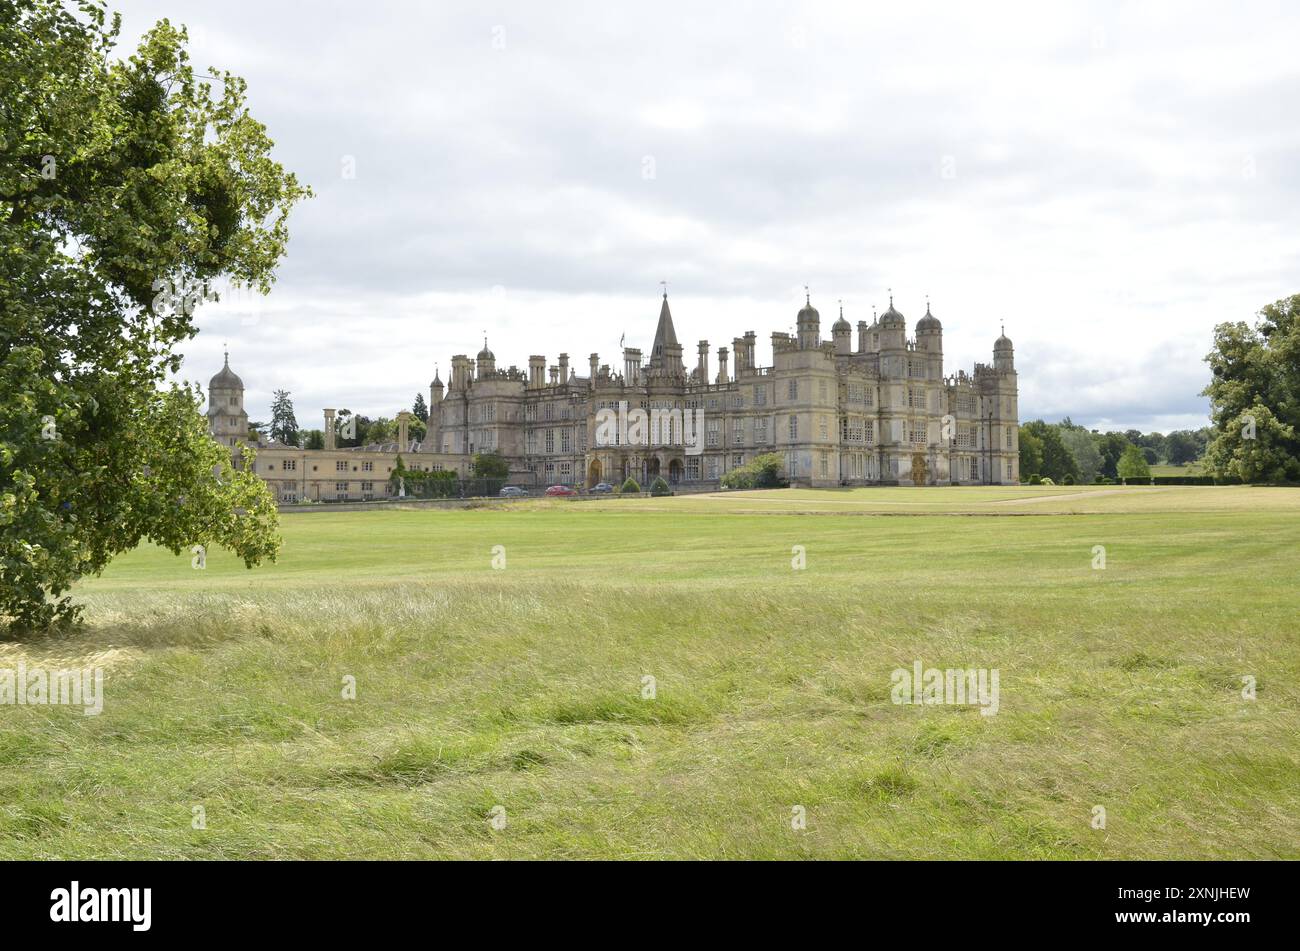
[323,408,337,450]
[717,347,730,384]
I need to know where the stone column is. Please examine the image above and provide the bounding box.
[324,408,336,450]
[396,411,411,450]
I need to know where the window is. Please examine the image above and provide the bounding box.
[820,455,829,477]
[788,379,798,400]
[819,416,828,440]
[280,490,297,503]
[786,451,797,476]
[865,420,874,444]
[486,403,496,422]
[362,461,373,472]
[228,395,237,406]
[282,459,296,471]
[1006,460,1013,480]
[687,457,701,480]
[788,415,798,440]
[336,461,347,472]
[543,403,554,421]
[545,429,555,453]
[1005,429,1013,449]
[970,458,979,480]
[753,385,767,407]
[560,462,571,479]
[707,457,719,480]
[335,481,348,491]
[732,454,743,468]
[707,419,720,447]
[361,481,373,491]
[733,419,744,443]
[561,428,571,452]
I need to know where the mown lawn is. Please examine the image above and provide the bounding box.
[2,485,1297,858]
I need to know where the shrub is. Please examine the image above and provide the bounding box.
[1061,474,1075,485]
[1040,477,1055,486]
[720,452,789,490]
[650,477,671,496]
[1028,474,1042,485]
[620,477,641,494]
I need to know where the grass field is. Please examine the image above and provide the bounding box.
[3,485,1298,859]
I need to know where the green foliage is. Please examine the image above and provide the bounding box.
[649,476,671,496]
[720,452,789,490]
[471,451,510,481]
[1018,427,1044,480]
[302,430,324,450]
[1203,295,1300,482]
[1,1,308,632]
[1117,444,1151,482]
[412,393,428,423]
[619,477,641,494]
[1058,424,1101,484]
[269,389,298,446]
[1020,422,1079,484]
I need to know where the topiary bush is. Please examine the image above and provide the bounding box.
[650,476,671,496]
[619,477,641,494]
[1040,476,1055,486]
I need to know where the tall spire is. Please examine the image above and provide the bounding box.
[649,290,679,366]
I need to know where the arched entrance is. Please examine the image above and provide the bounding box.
[668,459,682,484]
[648,457,661,480]
[911,453,928,486]
[588,459,602,487]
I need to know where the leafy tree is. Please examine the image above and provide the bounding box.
[471,451,510,481]
[1094,432,1129,480]
[364,417,395,445]
[1117,444,1151,482]
[269,389,299,446]
[1,1,308,633]
[1059,426,1102,484]
[1164,430,1198,465]
[1202,295,1300,482]
[1020,421,1079,484]
[302,429,324,450]
[1017,426,1044,479]
[412,393,428,423]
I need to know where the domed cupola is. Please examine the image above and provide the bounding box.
[209,351,244,391]
[916,297,941,333]
[994,325,1013,351]
[476,337,496,375]
[879,292,906,329]
[994,322,1015,372]
[796,287,821,349]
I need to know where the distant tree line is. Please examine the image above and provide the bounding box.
[1019,419,1212,485]
[260,392,432,449]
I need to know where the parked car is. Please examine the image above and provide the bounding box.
[544,484,576,497]
[499,485,528,497]
[589,482,615,494]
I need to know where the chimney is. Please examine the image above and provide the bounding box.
[697,340,709,383]
[717,347,730,384]
[857,320,869,353]
[323,408,336,450]
[528,355,545,388]
[589,353,599,388]
[396,411,411,451]
[744,331,757,371]
[623,347,641,385]
[558,353,569,382]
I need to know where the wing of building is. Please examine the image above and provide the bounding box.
[211,292,1019,502]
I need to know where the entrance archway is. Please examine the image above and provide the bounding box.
[668,459,682,484]
[588,460,602,487]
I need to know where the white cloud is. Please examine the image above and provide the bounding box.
[113,0,1300,432]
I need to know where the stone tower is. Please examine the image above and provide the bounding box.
[208,351,248,450]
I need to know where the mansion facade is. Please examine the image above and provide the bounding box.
[210,292,1019,502]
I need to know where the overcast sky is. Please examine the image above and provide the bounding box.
[119,0,1299,433]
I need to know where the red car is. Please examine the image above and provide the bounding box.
[544,484,577,497]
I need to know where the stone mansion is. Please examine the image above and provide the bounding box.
[209,292,1019,502]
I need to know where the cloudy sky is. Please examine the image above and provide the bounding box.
[119,0,1299,433]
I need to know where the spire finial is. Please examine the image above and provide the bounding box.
[804,284,810,306]
[660,280,668,298]
[1001,320,1005,336]
[223,344,229,367]
[926,294,930,314]
[838,298,843,318]
[888,287,893,308]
